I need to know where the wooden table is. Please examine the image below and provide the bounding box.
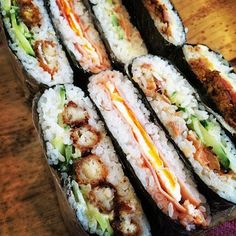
[0,0,236,235]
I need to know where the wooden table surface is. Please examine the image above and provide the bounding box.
[0,0,236,235]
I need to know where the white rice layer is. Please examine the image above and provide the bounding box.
[90,0,147,64]
[183,44,236,92]
[49,0,110,73]
[89,70,208,229]
[37,84,150,236]
[143,0,186,45]
[0,0,73,85]
[131,55,236,203]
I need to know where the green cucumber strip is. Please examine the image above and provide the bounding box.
[200,120,215,131]
[73,182,113,235]
[57,87,68,127]
[19,21,30,34]
[118,28,124,40]
[65,145,73,163]
[87,204,113,235]
[198,122,230,169]
[111,14,119,27]
[190,116,230,169]
[24,32,32,38]
[59,86,66,108]
[51,136,65,156]
[111,13,124,40]
[170,91,177,101]
[10,12,35,56]
[170,91,178,104]
[80,184,91,197]
[2,0,11,12]
[191,116,204,141]
[72,181,86,205]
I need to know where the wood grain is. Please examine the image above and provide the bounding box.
[0,1,236,236]
[0,45,69,236]
[172,0,236,62]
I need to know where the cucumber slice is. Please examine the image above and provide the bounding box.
[65,145,73,163]
[201,120,215,131]
[177,107,186,112]
[19,21,30,34]
[118,29,124,40]
[72,180,87,205]
[2,0,11,12]
[190,116,230,169]
[198,122,230,169]
[111,13,124,40]
[111,14,119,27]
[73,182,113,235]
[51,136,65,156]
[170,91,183,107]
[10,12,35,56]
[59,86,66,108]
[191,116,204,141]
[86,204,113,235]
[170,91,177,103]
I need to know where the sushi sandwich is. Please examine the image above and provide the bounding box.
[36,84,151,236]
[128,55,236,204]
[89,70,210,232]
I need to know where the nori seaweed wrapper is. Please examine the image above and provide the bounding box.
[0,18,48,103]
[32,92,89,236]
[169,44,236,140]
[81,0,123,71]
[82,0,147,72]
[123,0,186,58]
[44,0,112,80]
[44,0,90,77]
[88,72,216,235]
[33,88,153,236]
[88,96,189,236]
[125,58,236,235]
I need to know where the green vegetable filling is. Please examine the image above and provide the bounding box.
[190,116,230,169]
[2,0,11,12]
[53,86,81,170]
[72,181,113,235]
[111,13,124,40]
[10,11,35,55]
[169,91,232,171]
[65,145,73,163]
[52,136,65,156]
[111,14,119,27]
[59,86,66,108]
[2,0,35,56]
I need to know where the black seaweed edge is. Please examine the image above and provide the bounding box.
[123,0,186,58]
[82,0,142,73]
[43,0,92,88]
[1,0,235,233]
[169,43,236,142]
[33,86,155,236]
[126,55,236,231]
[31,89,100,236]
[0,15,49,102]
[87,77,199,236]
